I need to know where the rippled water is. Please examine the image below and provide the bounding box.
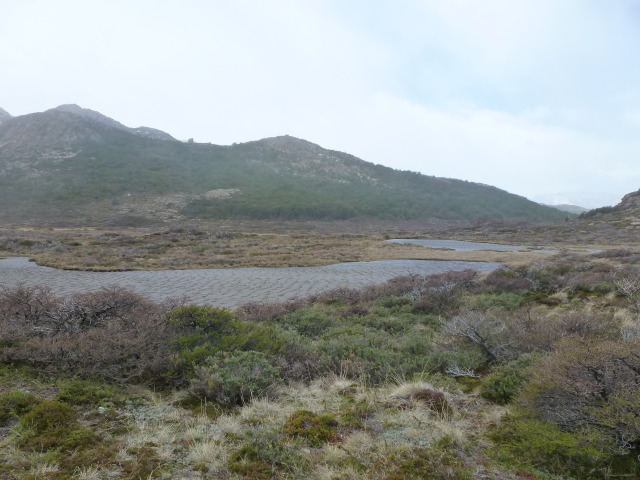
[0,256,500,307]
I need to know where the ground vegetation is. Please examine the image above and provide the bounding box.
[1,246,639,478]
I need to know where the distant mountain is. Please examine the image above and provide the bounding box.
[531,192,622,210]
[0,105,569,226]
[543,204,588,214]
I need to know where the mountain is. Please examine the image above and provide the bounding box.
[0,105,175,161]
[543,203,588,214]
[0,107,11,126]
[0,105,568,226]
[579,189,640,226]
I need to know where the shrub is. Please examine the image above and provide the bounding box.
[375,295,412,310]
[4,307,175,382]
[235,298,307,322]
[170,304,289,379]
[0,287,176,383]
[467,292,525,312]
[275,305,340,338]
[190,351,281,405]
[169,304,235,331]
[482,267,533,293]
[519,338,640,455]
[316,323,441,383]
[443,310,514,364]
[412,269,477,315]
[480,355,536,405]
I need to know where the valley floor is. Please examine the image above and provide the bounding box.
[0,218,639,479]
[0,218,620,271]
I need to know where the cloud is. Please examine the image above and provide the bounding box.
[302,93,640,199]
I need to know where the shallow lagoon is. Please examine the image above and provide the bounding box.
[0,256,501,307]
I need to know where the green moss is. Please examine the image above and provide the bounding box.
[339,399,375,430]
[490,411,608,478]
[283,410,338,447]
[377,446,472,480]
[56,378,120,406]
[0,389,39,425]
[174,394,225,419]
[17,399,98,454]
[120,446,163,479]
[228,427,305,478]
[228,445,274,479]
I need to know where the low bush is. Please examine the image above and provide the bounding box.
[481,267,533,293]
[190,350,281,405]
[466,292,525,311]
[411,269,477,315]
[170,305,289,380]
[480,354,536,405]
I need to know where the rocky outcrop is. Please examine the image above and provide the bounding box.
[616,189,640,211]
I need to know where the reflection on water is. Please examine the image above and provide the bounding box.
[0,256,500,307]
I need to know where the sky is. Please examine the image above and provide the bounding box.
[2,0,640,208]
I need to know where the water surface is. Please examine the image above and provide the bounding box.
[387,238,552,252]
[0,257,500,307]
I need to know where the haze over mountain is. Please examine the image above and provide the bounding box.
[531,192,623,210]
[0,105,568,226]
[543,204,588,215]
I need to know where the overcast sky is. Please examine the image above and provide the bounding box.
[2,0,639,207]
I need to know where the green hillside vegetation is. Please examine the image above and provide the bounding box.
[1,249,639,478]
[0,108,568,224]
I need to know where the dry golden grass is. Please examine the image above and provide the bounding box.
[0,220,596,271]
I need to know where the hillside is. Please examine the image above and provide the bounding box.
[0,105,568,226]
[578,189,640,228]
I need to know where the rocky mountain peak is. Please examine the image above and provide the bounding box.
[616,189,640,211]
[51,104,127,131]
[0,104,177,153]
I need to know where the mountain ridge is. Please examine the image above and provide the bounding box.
[0,105,569,226]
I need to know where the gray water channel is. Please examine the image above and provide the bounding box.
[0,256,501,307]
[387,238,553,252]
